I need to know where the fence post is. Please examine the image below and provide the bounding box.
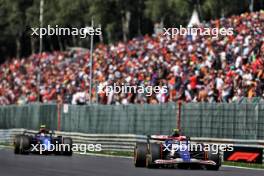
[177,101,182,130]
[57,103,61,131]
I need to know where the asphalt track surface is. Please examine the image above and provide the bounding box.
[0,149,263,176]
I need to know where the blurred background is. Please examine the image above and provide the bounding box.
[0,0,263,60]
[0,0,263,105]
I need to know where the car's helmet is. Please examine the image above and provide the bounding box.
[171,128,180,137]
[39,124,47,133]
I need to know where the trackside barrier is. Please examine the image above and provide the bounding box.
[1,128,264,162]
[1,103,263,139]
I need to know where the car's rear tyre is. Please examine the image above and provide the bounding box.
[14,135,22,154]
[62,137,73,156]
[146,143,161,168]
[205,149,221,170]
[134,142,147,167]
[14,135,31,154]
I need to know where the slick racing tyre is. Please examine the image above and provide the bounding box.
[14,135,30,154]
[62,137,73,156]
[146,143,161,168]
[205,148,221,170]
[134,142,147,167]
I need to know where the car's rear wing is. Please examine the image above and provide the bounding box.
[147,135,187,142]
[22,129,55,136]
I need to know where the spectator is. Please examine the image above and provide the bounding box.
[0,11,263,105]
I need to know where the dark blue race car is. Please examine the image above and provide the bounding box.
[14,127,73,156]
[134,134,221,170]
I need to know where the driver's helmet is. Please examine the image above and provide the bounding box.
[39,124,47,134]
[171,128,180,137]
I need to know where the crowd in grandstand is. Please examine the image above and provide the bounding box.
[0,11,263,105]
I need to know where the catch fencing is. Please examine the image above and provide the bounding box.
[0,102,263,140]
[180,103,264,140]
[0,103,177,135]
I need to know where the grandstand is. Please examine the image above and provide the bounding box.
[0,11,263,105]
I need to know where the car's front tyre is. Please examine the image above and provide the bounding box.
[205,149,221,170]
[62,137,73,156]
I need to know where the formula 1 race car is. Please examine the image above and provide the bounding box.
[14,128,73,156]
[134,134,221,170]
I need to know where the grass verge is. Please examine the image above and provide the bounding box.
[85,150,133,157]
[0,143,12,148]
[223,161,264,169]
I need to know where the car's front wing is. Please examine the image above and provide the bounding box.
[154,158,217,165]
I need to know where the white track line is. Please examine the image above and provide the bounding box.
[222,165,264,171]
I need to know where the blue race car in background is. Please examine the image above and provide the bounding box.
[14,129,73,156]
[134,134,221,170]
